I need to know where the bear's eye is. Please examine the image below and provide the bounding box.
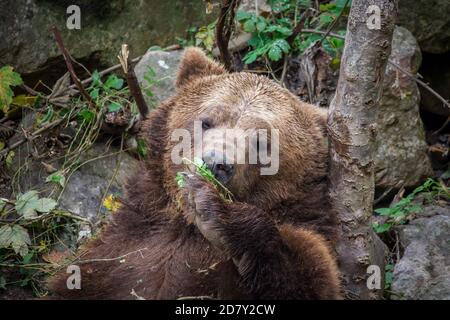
[201,120,212,130]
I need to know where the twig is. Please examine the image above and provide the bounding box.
[51,25,95,109]
[0,118,64,158]
[75,248,148,264]
[280,55,289,87]
[319,0,350,44]
[118,44,149,118]
[69,56,142,91]
[216,0,242,71]
[287,9,312,45]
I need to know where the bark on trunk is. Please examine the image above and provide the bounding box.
[327,0,397,299]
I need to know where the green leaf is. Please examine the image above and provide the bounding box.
[175,172,186,188]
[34,198,57,213]
[243,19,256,33]
[268,45,282,61]
[374,207,392,216]
[0,225,31,257]
[46,172,66,187]
[89,88,100,99]
[0,66,23,113]
[236,10,252,22]
[137,139,148,157]
[5,151,14,169]
[256,20,267,32]
[91,70,102,87]
[15,190,40,219]
[104,74,124,90]
[15,190,57,219]
[78,109,95,123]
[243,51,260,64]
[107,102,122,113]
[373,222,392,234]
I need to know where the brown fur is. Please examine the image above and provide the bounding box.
[47,48,341,300]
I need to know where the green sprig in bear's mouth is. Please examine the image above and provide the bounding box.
[176,157,234,203]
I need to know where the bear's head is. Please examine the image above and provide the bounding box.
[159,48,329,209]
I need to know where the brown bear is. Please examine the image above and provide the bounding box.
[47,48,341,299]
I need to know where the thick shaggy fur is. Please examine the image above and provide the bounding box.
[47,48,341,299]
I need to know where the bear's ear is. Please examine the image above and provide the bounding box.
[176,47,227,89]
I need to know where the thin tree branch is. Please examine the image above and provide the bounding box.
[287,9,312,45]
[216,0,241,71]
[319,0,350,44]
[118,44,149,118]
[0,118,65,158]
[51,25,95,109]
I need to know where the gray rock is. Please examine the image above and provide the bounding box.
[9,116,138,223]
[375,27,433,189]
[134,50,184,108]
[0,0,211,75]
[398,0,450,54]
[392,205,450,300]
[57,143,138,221]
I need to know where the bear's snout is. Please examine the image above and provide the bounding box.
[202,150,235,184]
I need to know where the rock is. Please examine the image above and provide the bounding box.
[398,0,450,54]
[9,114,138,223]
[239,0,271,14]
[57,143,138,221]
[0,0,211,75]
[391,204,450,299]
[134,50,184,108]
[375,27,433,189]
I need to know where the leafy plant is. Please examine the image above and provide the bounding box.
[384,263,394,290]
[372,178,449,233]
[0,66,23,113]
[237,0,349,65]
[176,157,234,202]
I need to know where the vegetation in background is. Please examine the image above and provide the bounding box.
[0,66,23,113]
[373,178,450,234]
[237,0,349,64]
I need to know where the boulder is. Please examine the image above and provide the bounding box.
[375,27,433,189]
[134,50,184,108]
[9,113,138,223]
[0,0,211,75]
[398,0,450,54]
[391,204,450,299]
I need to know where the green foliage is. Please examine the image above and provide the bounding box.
[372,178,449,234]
[15,190,57,220]
[176,157,234,202]
[88,71,126,115]
[0,66,23,113]
[178,23,216,53]
[137,138,148,158]
[45,172,66,188]
[194,22,216,52]
[237,0,350,64]
[0,189,81,294]
[384,263,394,290]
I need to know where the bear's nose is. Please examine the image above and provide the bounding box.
[202,150,234,184]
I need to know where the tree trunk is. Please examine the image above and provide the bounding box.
[327,0,397,299]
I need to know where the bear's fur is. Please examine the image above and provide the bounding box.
[47,48,341,299]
